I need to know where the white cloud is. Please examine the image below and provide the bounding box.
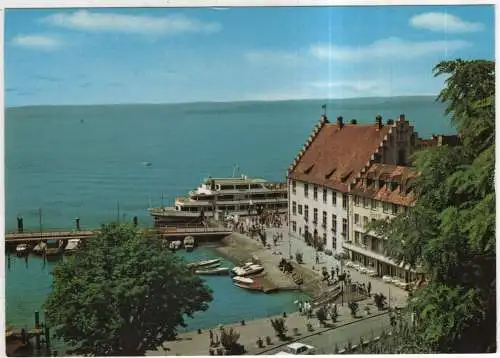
[310,37,471,61]
[244,50,304,67]
[41,10,222,35]
[11,34,61,50]
[308,80,386,93]
[410,12,484,33]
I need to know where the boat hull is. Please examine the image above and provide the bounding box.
[195,267,230,275]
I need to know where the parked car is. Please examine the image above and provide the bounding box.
[276,343,316,355]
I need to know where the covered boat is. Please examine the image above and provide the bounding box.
[231,263,264,277]
[184,236,195,252]
[15,244,29,256]
[195,267,230,276]
[187,258,222,269]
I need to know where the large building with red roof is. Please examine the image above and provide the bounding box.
[287,113,421,282]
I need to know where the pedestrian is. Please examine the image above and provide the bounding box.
[330,268,335,280]
[298,301,303,314]
[315,253,320,265]
[367,281,372,296]
[335,266,339,276]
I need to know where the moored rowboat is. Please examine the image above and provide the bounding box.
[195,267,230,275]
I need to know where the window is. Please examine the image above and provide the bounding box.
[342,194,348,209]
[332,214,337,233]
[392,204,398,215]
[292,201,297,215]
[354,214,359,224]
[322,211,327,227]
[322,233,327,245]
[292,221,297,232]
[404,206,409,215]
[371,218,376,225]
[342,218,348,236]
[332,191,337,206]
[313,186,318,200]
[304,183,309,198]
[304,205,309,221]
[363,216,369,226]
[332,237,337,251]
[354,231,360,244]
[322,188,327,203]
[354,195,360,206]
[383,202,390,213]
[363,197,369,208]
[292,180,296,194]
[298,204,303,215]
[370,199,377,210]
[313,208,318,223]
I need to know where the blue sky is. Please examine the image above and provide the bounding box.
[4,5,495,106]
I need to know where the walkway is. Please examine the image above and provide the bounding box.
[265,226,409,308]
[148,298,388,356]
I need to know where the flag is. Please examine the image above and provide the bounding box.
[321,104,327,109]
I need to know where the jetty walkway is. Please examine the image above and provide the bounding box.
[5,226,232,245]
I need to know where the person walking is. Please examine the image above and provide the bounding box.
[367,281,372,297]
[315,253,320,265]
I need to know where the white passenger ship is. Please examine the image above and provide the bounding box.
[149,175,287,227]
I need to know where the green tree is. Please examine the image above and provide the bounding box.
[44,223,213,356]
[371,59,495,353]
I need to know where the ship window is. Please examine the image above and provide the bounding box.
[251,184,261,189]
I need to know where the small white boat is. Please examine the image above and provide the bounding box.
[187,258,222,268]
[16,244,29,256]
[233,276,254,285]
[195,267,230,275]
[231,264,264,277]
[184,236,195,252]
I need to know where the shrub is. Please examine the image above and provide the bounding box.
[373,293,387,310]
[315,307,328,324]
[270,318,288,340]
[324,249,333,256]
[220,327,241,355]
[265,336,272,345]
[348,301,359,318]
[330,310,338,323]
[306,323,314,332]
[256,337,264,348]
[295,251,304,264]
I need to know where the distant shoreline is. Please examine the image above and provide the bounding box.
[5,95,438,110]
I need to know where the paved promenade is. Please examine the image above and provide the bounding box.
[265,226,409,308]
[148,297,388,356]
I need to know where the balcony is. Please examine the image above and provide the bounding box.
[321,222,327,229]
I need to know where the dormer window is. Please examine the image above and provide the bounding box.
[304,164,314,174]
[379,180,385,189]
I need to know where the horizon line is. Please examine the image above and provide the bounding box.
[5,94,439,110]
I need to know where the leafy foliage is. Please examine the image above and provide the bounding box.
[220,327,244,355]
[270,318,288,340]
[348,301,359,318]
[315,307,327,324]
[370,59,495,353]
[44,223,213,355]
[373,293,387,310]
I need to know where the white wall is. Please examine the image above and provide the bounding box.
[288,179,348,254]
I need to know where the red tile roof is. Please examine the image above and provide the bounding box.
[351,164,418,206]
[288,119,391,192]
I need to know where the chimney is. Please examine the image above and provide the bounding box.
[399,114,406,122]
[350,119,357,125]
[375,115,383,129]
[387,119,394,125]
[337,116,344,129]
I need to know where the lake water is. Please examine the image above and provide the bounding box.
[4,97,453,351]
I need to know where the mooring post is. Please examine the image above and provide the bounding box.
[35,311,41,349]
[17,216,24,233]
[44,310,51,349]
[75,217,81,231]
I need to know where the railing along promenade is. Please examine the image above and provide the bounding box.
[5,225,232,244]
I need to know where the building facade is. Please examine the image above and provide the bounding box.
[287,114,419,256]
[346,164,418,283]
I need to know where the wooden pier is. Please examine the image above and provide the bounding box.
[5,225,232,247]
